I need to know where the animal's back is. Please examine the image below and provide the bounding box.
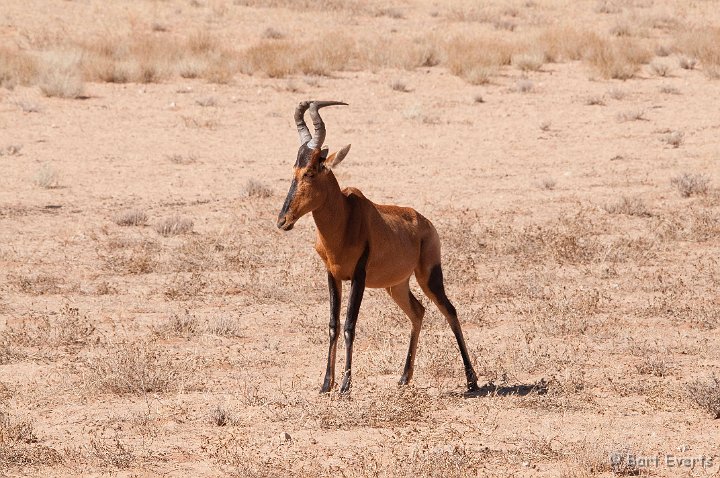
[343,187,438,287]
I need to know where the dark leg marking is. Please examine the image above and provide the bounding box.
[339,244,370,394]
[428,264,479,392]
[321,273,342,393]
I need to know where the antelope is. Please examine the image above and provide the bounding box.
[277,100,480,394]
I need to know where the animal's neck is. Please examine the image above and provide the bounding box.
[312,172,349,251]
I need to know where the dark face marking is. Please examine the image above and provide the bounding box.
[277,178,297,230]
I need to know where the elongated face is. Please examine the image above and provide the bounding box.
[276,145,329,231]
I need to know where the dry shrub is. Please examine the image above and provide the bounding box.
[38,51,85,98]
[315,387,435,429]
[390,79,411,92]
[9,273,63,295]
[516,79,534,93]
[87,436,133,468]
[3,305,95,349]
[649,59,671,76]
[156,311,200,337]
[207,316,242,337]
[102,237,160,274]
[502,219,599,265]
[445,35,516,83]
[33,164,61,189]
[0,411,63,468]
[240,179,273,198]
[155,216,194,236]
[537,26,602,62]
[585,95,604,105]
[585,37,651,79]
[512,52,544,71]
[675,27,720,78]
[616,109,645,122]
[678,55,697,70]
[113,209,148,226]
[84,342,195,395]
[163,272,207,300]
[0,47,38,89]
[688,376,720,418]
[671,173,709,197]
[659,85,680,95]
[241,35,353,78]
[603,196,651,217]
[661,130,684,148]
[635,354,672,377]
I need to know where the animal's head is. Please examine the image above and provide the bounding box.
[277,101,351,231]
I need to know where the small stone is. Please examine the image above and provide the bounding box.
[281,432,291,442]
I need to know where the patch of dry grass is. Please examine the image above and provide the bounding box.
[113,209,148,226]
[661,130,684,148]
[675,27,720,78]
[512,52,544,72]
[2,305,96,349]
[688,376,720,418]
[603,196,651,217]
[0,411,63,468]
[84,342,196,395]
[240,179,273,198]
[671,173,710,197]
[0,47,38,89]
[585,37,651,79]
[207,316,242,337]
[155,216,194,236]
[33,164,61,189]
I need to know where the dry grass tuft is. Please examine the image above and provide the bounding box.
[84,342,195,395]
[390,79,412,92]
[113,209,148,226]
[649,60,671,77]
[607,87,626,100]
[678,56,697,70]
[603,196,651,217]
[512,52,544,72]
[155,311,201,337]
[240,179,273,198]
[0,47,39,89]
[688,376,720,418]
[0,411,63,468]
[671,173,710,197]
[616,109,646,122]
[539,177,556,190]
[445,35,515,83]
[33,164,61,189]
[659,85,680,95]
[585,38,651,79]
[0,144,23,156]
[207,316,242,337]
[87,436,134,468]
[209,406,235,426]
[3,305,96,349]
[675,27,720,79]
[585,95,605,106]
[537,26,602,62]
[38,51,85,98]
[661,130,684,148]
[516,79,534,93]
[154,216,194,236]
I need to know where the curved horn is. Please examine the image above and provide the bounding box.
[306,101,348,150]
[294,101,312,145]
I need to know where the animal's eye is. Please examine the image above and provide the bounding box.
[303,170,315,178]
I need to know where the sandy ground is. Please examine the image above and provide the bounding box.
[1,1,720,477]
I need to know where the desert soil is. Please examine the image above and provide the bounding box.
[1,1,719,477]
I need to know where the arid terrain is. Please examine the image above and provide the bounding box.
[1,0,720,476]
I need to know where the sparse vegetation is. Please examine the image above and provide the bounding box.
[516,79,534,93]
[661,130,684,148]
[240,179,273,198]
[113,209,148,226]
[84,342,195,395]
[671,173,710,197]
[616,109,646,122]
[603,196,651,217]
[688,376,720,418]
[650,60,671,76]
[390,79,411,92]
[33,164,61,189]
[155,216,194,236]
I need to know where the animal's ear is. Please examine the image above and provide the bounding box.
[325,144,351,169]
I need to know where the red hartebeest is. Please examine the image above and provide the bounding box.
[277,100,479,394]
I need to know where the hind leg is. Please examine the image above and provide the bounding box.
[386,279,425,385]
[416,264,479,392]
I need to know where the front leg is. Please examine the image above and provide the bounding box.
[339,245,370,394]
[321,273,342,393]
